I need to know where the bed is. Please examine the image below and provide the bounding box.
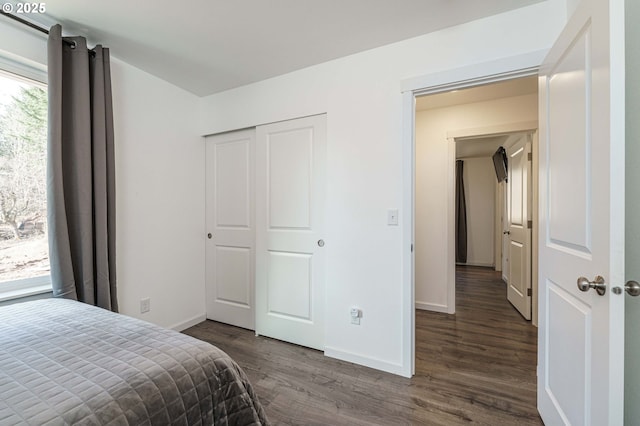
[0,298,269,425]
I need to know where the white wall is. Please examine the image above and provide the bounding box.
[0,19,205,331]
[110,59,205,330]
[625,0,640,421]
[460,157,495,267]
[415,95,537,312]
[199,2,563,374]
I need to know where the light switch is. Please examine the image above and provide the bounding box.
[387,209,399,226]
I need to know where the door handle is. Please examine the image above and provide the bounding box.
[615,281,640,296]
[577,275,606,296]
[625,281,640,296]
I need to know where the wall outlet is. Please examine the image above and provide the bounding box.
[140,298,151,313]
[350,307,362,325]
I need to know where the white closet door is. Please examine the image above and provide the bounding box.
[255,115,326,351]
[205,129,255,330]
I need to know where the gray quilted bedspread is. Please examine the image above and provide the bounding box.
[0,299,269,425]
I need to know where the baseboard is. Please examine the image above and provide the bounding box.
[458,262,495,268]
[324,346,409,377]
[170,313,206,331]
[415,301,449,313]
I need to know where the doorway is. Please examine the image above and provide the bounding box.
[455,133,511,273]
[401,3,626,420]
[413,76,539,321]
[400,60,545,377]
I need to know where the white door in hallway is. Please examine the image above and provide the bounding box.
[506,134,532,320]
[205,129,255,330]
[255,115,326,351]
[537,0,625,423]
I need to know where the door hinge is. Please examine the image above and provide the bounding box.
[527,152,532,161]
[527,220,532,229]
[411,244,414,253]
[527,288,532,296]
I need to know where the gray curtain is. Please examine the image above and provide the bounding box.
[47,24,118,311]
[455,160,467,264]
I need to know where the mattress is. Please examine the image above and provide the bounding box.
[0,298,269,425]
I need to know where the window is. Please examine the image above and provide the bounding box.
[0,69,50,298]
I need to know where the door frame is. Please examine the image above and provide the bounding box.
[400,50,546,377]
[452,129,537,317]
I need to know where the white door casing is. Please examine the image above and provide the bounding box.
[205,129,256,330]
[507,135,532,320]
[255,115,326,351]
[502,181,509,282]
[537,0,625,423]
[494,179,503,273]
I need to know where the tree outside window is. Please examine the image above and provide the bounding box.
[0,71,49,284]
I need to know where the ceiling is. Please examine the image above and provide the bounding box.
[30,0,542,96]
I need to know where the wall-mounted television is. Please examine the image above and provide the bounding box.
[492,146,508,183]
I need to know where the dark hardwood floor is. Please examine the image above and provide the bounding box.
[183,266,541,425]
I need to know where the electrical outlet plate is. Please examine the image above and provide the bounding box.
[140,298,150,313]
[350,307,361,325]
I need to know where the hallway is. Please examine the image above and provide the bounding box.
[415,265,540,424]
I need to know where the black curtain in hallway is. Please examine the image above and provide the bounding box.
[455,160,467,264]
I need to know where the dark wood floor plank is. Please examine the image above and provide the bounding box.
[184,265,541,425]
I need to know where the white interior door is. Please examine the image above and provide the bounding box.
[538,0,625,423]
[506,135,532,320]
[255,115,326,351]
[205,129,255,330]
